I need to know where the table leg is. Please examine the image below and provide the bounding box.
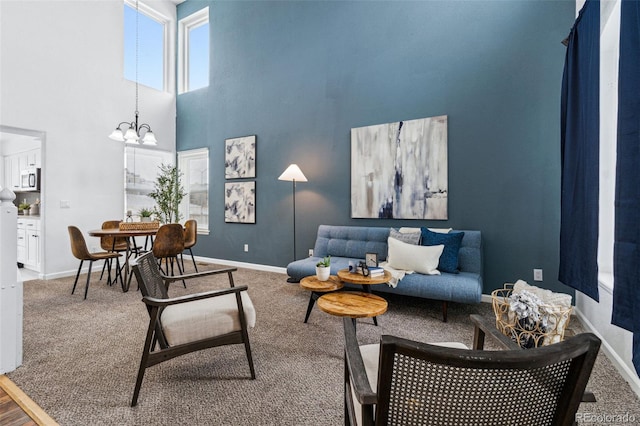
[304,293,317,323]
[361,285,379,326]
[122,239,132,292]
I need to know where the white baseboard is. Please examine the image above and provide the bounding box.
[573,307,640,398]
[195,256,288,275]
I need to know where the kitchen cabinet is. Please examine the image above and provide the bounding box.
[17,220,26,263]
[24,149,40,168]
[17,217,40,272]
[3,148,41,191]
[6,155,21,191]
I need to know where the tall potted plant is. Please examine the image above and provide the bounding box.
[147,163,186,224]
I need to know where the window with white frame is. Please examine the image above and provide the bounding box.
[178,7,209,94]
[178,148,209,234]
[125,147,174,219]
[124,0,168,91]
[597,0,620,291]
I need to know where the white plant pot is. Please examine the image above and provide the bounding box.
[315,266,330,281]
[141,217,152,223]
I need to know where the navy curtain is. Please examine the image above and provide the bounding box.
[614,0,640,377]
[559,0,600,302]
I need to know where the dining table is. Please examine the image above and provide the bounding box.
[88,227,159,292]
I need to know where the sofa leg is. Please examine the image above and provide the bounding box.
[442,301,448,322]
[287,277,300,283]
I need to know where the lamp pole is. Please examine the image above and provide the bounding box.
[292,179,297,261]
[278,163,307,282]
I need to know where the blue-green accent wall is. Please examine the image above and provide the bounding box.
[177,0,575,295]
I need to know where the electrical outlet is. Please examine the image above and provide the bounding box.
[533,269,543,281]
[309,249,314,257]
[244,244,249,252]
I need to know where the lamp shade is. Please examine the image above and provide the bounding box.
[108,129,125,141]
[142,131,157,145]
[124,127,139,142]
[278,164,308,182]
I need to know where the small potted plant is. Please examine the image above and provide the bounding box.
[18,202,30,215]
[315,256,331,281]
[138,207,154,222]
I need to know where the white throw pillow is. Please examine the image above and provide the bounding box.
[387,237,444,275]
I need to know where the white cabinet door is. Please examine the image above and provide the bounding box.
[9,156,20,190]
[18,218,40,271]
[25,150,39,168]
[17,219,26,264]
[27,230,39,269]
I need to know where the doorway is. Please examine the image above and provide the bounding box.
[0,124,45,280]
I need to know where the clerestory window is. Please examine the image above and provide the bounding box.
[178,7,209,94]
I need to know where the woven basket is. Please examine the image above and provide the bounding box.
[118,221,160,231]
[491,284,573,348]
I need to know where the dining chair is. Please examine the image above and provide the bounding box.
[98,220,126,285]
[99,220,142,287]
[343,317,601,426]
[130,251,256,406]
[152,223,185,281]
[67,226,122,299]
[181,219,198,272]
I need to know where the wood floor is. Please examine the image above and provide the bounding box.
[0,376,57,426]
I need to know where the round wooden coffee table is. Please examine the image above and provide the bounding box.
[300,275,344,323]
[317,291,388,329]
[336,268,391,325]
[337,268,392,286]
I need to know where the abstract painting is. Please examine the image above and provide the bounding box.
[225,181,256,223]
[225,135,256,179]
[351,115,448,220]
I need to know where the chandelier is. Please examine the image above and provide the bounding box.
[108,0,157,145]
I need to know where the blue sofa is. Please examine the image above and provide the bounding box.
[286,225,483,321]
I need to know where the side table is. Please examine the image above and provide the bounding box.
[299,275,343,323]
[317,291,388,329]
[336,268,391,326]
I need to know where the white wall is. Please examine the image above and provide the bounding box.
[0,0,177,278]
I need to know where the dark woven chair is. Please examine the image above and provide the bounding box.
[67,226,122,299]
[130,251,256,407]
[343,317,601,426]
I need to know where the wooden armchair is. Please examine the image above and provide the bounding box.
[130,251,256,407]
[343,317,601,426]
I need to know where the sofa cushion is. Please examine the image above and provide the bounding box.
[390,228,421,245]
[421,227,465,273]
[313,225,389,260]
[387,237,444,275]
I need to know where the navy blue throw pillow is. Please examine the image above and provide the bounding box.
[420,228,464,273]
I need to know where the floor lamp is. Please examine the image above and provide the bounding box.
[278,164,307,282]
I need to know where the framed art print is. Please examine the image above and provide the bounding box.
[225,135,256,179]
[224,181,256,223]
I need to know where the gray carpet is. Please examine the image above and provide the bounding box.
[7,263,640,425]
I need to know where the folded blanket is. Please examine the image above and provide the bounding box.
[380,262,413,288]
